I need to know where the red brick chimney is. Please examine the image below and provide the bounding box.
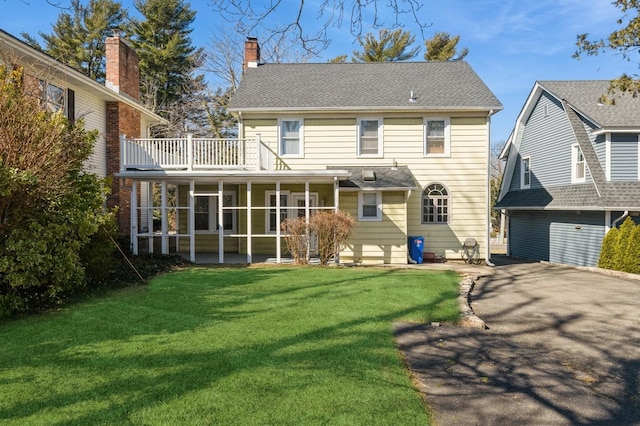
[244,37,260,72]
[105,35,142,235]
[105,35,139,100]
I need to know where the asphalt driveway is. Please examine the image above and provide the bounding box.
[395,256,640,425]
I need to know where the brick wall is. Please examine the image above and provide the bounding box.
[106,102,142,234]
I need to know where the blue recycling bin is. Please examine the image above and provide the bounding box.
[408,236,424,264]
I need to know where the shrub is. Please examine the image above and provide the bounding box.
[0,66,111,318]
[281,217,310,265]
[598,227,618,269]
[626,225,640,274]
[310,211,355,266]
[614,217,636,271]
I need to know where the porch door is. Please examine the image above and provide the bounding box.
[291,193,318,254]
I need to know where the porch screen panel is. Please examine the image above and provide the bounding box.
[269,194,288,232]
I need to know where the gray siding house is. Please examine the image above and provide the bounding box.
[496,81,640,267]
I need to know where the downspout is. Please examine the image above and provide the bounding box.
[611,211,629,228]
[485,110,496,267]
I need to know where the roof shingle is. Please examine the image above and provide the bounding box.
[230,62,502,112]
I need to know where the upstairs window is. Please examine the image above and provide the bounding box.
[278,119,303,157]
[424,118,450,156]
[521,157,531,189]
[422,183,449,224]
[572,144,586,183]
[357,118,382,156]
[24,74,70,116]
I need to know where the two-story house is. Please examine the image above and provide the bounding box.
[496,81,640,267]
[116,38,502,264]
[0,29,165,232]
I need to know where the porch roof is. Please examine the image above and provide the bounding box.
[115,168,352,183]
[327,166,418,191]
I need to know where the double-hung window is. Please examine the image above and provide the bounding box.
[278,119,303,157]
[359,191,382,221]
[357,118,382,157]
[572,144,586,183]
[521,157,531,189]
[424,118,450,156]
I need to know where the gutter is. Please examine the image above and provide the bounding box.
[612,210,629,228]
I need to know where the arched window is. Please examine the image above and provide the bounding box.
[422,183,449,224]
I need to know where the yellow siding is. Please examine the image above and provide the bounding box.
[339,191,408,264]
[241,114,490,261]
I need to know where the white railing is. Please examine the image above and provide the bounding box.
[121,134,274,171]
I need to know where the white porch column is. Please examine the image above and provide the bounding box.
[189,180,195,263]
[218,180,224,264]
[276,181,281,263]
[334,176,339,212]
[605,211,612,233]
[305,180,310,259]
[247,181,252,263]
[147,182,154,254]
[255,134,261,171]
[334,176,340,264]
[161,180,168,254]
[131,180,138,255]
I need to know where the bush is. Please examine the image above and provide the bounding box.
[599,217,640,274]
[598,227,618,269]
[281,211,356,266]
[614,217,636,271]
[310,211,355,266]
[281,217,310,265]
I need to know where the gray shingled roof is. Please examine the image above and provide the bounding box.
[326,166,417,190]
[495,182,640,210]
[229,62,502,112]
[539,80,640,127]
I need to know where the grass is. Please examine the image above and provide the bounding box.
[0,266,460,425]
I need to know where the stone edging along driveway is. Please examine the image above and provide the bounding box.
[394,259,640,425]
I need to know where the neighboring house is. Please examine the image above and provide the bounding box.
[496,80,640,267]
[0,29,165,232]
[116,38,502,264]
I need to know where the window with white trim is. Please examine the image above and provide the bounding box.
[278,119,303,157]
[194,192,236,233]
[572,144,585,183]
[359,191,382,221]
[424,118,450,156]
[422,183,449,224]
[521,157,531,189]
[24,74,67,114]
[357,118,383,157]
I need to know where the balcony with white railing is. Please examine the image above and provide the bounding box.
[120,133,277,172]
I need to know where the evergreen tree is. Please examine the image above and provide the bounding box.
[23,0,128,82]
[351,29,419,62]
[626,224,640,274]
[598,227,619,269]
[424,32,469,61]
[574,0,640,96]
[130,0,205,123]
[614,217,636,271]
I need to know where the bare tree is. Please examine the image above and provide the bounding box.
[210,0,429,55]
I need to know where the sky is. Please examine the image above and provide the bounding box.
[1,0,638,147]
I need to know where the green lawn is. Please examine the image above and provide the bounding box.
[0,266,460,425]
